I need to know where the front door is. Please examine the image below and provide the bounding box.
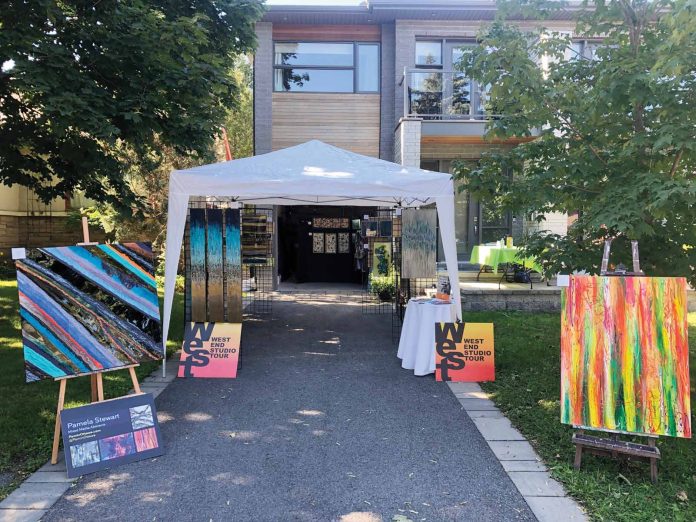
[469,200,512,246]
[278,206,363,284]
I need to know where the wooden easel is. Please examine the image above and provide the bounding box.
[572,239,661,483]
[572,429,660,483]
[50,218,143,465]
[51,365,142,464]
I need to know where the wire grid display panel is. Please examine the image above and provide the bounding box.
[360,209,401,322]
[184,198,273,321]
[241,206,274,314]
[391,212,438,343]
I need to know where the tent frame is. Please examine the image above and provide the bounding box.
[161,141,462,376]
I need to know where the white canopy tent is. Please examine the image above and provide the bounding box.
[161,140,461,358]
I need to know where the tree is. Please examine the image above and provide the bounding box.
[218,56,254,160]
[0,0,265,209]
[453,0,696,284]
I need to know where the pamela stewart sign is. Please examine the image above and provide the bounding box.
[178,322,241,378]
[435,322,495,382]
[61,394,164,478]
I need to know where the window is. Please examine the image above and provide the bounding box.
[357,44,379,92]
[408,40,489,119]
[416,41,442,67]
[273,42,379,93]
[569,40,602,61]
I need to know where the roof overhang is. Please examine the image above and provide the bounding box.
[263,1,587,23]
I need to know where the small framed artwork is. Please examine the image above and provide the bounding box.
[325,233,337,254]
[379,220,392,238]
[313,233,324,253]
[338,233,350,254]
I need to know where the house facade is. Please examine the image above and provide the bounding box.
[254,0,575,267]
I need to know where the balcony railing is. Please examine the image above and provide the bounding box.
[402,67,494,120]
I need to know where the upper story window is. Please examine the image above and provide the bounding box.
[274,42,380,93]
[408,39,488,119]
[416,41,443,67]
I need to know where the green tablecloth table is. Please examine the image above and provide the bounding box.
[470,245,543,275]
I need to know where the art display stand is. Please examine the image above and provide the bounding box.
[571,240,661,483]
[51,365,143,464]
[50,218,144,465]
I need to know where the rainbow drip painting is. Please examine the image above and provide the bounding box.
[561,276,690,438]
[16,243,163,383]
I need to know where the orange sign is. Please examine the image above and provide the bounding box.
[178,322,241,378]
[435,322,495,382]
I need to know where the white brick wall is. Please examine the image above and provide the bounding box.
[526,212,568,236]
[394,118,422,167]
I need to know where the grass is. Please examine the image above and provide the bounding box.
[461,309,696,522]
[0,279,184,501]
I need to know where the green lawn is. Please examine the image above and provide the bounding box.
[0,279,184,501]
[463,310,696,522]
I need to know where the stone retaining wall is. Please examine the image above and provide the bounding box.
[0,215,107,265]
[462,289,696,313]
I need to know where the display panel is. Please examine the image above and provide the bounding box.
[61,393,164,478]
[401,209,437,279]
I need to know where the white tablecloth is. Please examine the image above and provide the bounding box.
[397,299,457,376]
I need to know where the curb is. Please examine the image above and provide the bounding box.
[0,358,179,522]
[447,381,588,522]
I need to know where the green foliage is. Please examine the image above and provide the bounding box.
[221,57,254,160]
[453,0,696,284]
[370,274,396,302]
[0,0,264,209]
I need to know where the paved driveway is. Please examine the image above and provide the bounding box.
[43,297,534,521]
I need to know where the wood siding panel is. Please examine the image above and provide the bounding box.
[273,24,380,42]
[272,93,380,157]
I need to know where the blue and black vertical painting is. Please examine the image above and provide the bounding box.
[16,243,163,383]
[185,207,243,323]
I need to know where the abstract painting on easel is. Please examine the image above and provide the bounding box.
[16,243,163,382]
[561,276,691,438]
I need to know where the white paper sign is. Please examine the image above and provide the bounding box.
[11,248,26,260]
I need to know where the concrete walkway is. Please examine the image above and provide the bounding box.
[41,297,535,521]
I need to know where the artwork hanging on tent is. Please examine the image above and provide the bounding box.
[561,276,691,438]
[362,220,378,237]
[338,233,350,254]
[314,217,349,229]
[325,233,337,254]
[401,209,437,279]
[189,208,207,322]
[15,243,163,383]
[241,214,272,265]
[313,233,325,253]
[185,207,243,323]
[379,220,393,238]
[206,209,224,321]
[372,242,392,276]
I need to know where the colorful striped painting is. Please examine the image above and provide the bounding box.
[189,208,207,322]
[206,209,224,321]
[225,209,242,323]
[16,243,163,383]
[561,276,691,438]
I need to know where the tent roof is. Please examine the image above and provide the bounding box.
[170,140,453,207]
